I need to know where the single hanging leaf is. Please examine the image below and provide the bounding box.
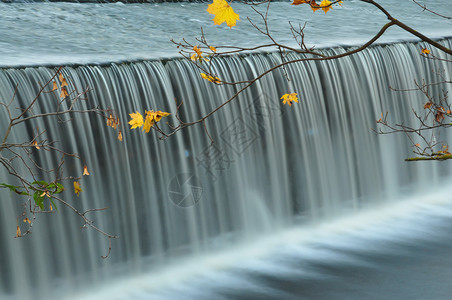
[128,111,144,129]
[207,0,240,28]
[23,218,31,224]
[51,81,58,92]
[73,181,82,197]
[118,130,123,141]
[291,0,310,5]
[424,101,433,109]
[83,165,90,176]
[281,93,299,106]
[16,226,21,238]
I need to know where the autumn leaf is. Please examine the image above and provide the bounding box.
[201,73,221,83]
[191,46,203,61]
[207,0,240,28]
[320,0,332,13]
[60,87,69,98]
[421,48,431,55]
[424,101,433,109]
[154,110,171,122]
[83,165,90,176]
[128,111,144,129]
[118,130,123,141]
[291,0,310,5]
[23,217,31,224]
[209,46,217,53]
[50,203,53,211]
[281,93,299,106]
[435,110,445,123]
[16,225,21,238]
[107,113,114,127]
[414,143,420,147]
[143,111,156,133]
[51,81,58,92]
[32,140,40,150]
[73,181,82,197]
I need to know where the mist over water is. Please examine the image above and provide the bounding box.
[0,1,452,299]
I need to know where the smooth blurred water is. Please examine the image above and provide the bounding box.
[0,0,451,67]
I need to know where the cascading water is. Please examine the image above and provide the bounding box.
[0,36,451,299]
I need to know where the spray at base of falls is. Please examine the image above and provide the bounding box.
[0,39,450,299]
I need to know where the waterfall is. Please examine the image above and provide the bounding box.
[0,39,451,299]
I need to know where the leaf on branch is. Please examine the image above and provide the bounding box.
[118,130,123,141]
[191,46,204,61]
[424,101,433,109]
[23,218,31,224]
[74,181,82,197]
[83,165,90,176]
[209,46,217,53]
[128,111,144,130]
[320,0,332,13]
[207,0,240,28]
[291,0,311,5]
[51,81,58,92]
[281,93,299,106]
[436,109,445,123]
[60,87,69,99]
[143,110,171,133]
[421,48,431,55]
[59,73,68,87]
[201,73,221,83]
[32,140,40,150]
[16,226,21,238]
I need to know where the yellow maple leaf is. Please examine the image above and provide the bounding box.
[143,110,156,133]
[281,93,299,106]
[128,111,144,129]
[73,181,82,197]
[207,0,240,28]
[201,73,221,83]
[320,0,332,13]
[421,48,430,55]
[154,110,171,122]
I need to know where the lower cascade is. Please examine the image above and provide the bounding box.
[0,39,451,299]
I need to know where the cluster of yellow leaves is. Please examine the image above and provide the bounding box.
[50,72,70,98]
[291,0,342,13]
[281,93,299,106]
[106,112,123,141]
[128,110,170,133]
[191,45,217,63]
[201,73,221,83]
[207,0,240,28]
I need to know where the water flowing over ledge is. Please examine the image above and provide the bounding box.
[1,0,452,67]
[0,38,451,299]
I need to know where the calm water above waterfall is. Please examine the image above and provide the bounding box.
[1,0,452,66]
[1,1,452,299]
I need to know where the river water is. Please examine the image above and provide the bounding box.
[1,1,452,299]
